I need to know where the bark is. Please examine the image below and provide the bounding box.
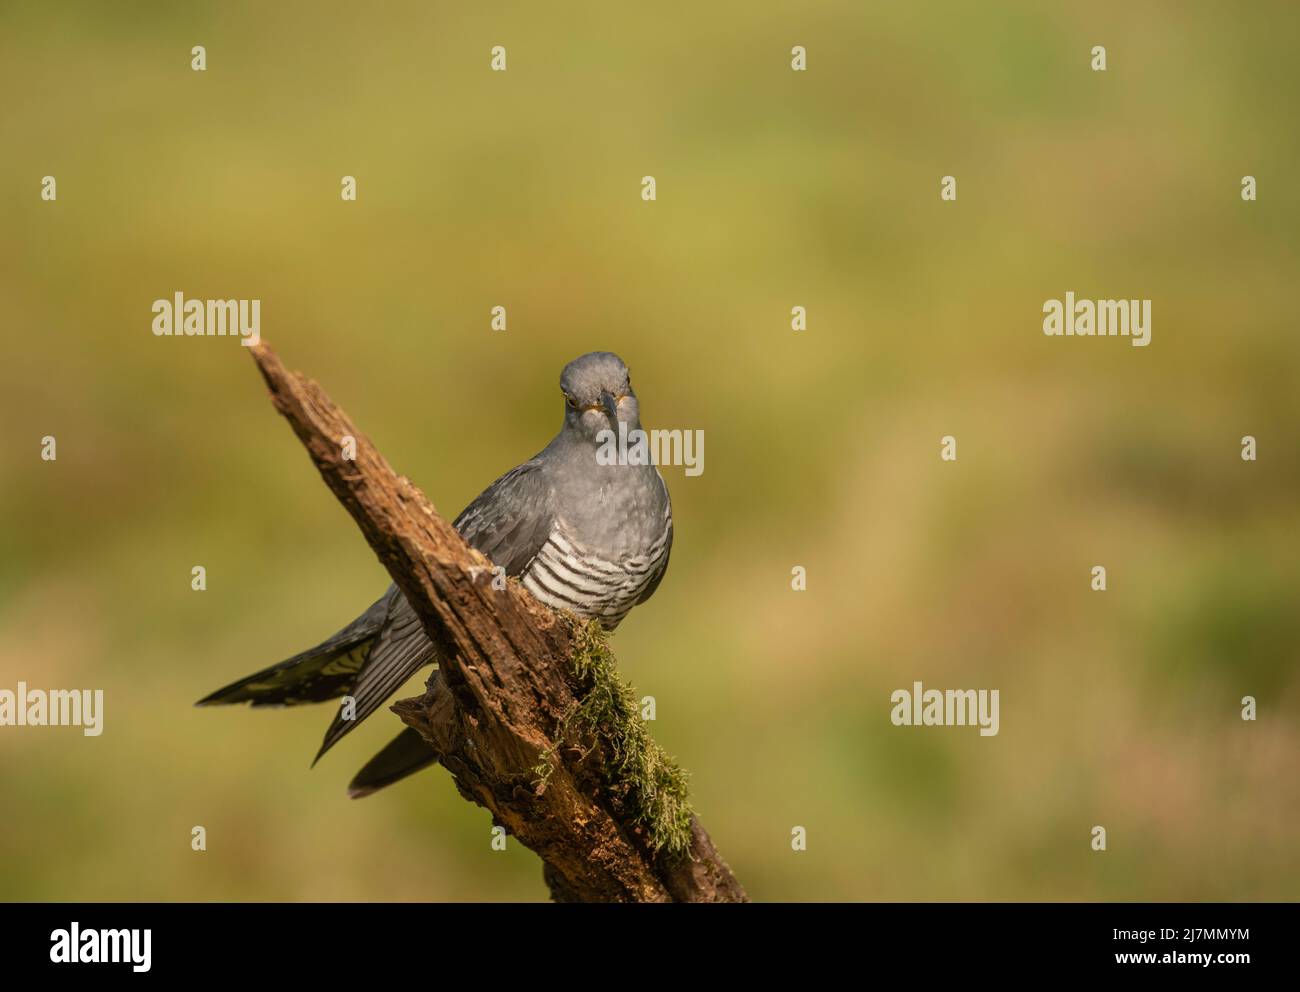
[248,342,746,903]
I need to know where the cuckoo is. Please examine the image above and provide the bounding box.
[198,352,673,797]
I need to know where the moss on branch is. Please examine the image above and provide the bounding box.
[533,618,694,858]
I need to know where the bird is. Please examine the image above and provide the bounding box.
[197,351,673,797]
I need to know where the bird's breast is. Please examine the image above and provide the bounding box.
[521,505,671,629]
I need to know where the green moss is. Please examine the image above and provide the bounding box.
[533,618,694,858]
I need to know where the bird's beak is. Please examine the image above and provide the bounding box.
[600,391,620,428]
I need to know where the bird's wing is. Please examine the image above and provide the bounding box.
[635,472,673,606]
[313,587,436,763]
[314,459,553,763]
[636,518,673,606]
[453,457,555,577]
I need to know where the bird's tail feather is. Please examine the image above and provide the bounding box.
[197,587,438,773]
[348,727,438,798]
[195,596,388,708]
[311,595,437,764]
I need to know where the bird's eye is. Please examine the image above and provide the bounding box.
[565,394,577,409]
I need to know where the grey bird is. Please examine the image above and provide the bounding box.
[197,351,672,797]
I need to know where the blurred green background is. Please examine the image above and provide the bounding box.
[2,1,1298,901]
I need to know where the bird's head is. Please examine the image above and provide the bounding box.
[559,351,639,442]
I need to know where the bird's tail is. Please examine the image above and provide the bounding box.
[197,588,440,786]
[348,727,438,798]
[195,596,388,708]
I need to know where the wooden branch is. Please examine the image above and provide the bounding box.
[248,341,746,903]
